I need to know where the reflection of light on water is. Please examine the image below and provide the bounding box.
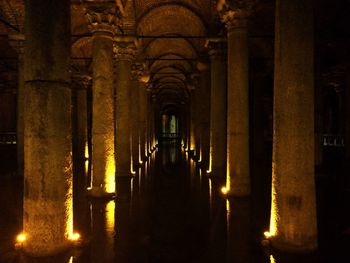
[209,178,213,218]
[85,142,89,159]
[106,200,115,233]
[68,256,73,263]
[270,255,276,263]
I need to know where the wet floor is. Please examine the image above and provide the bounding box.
[0,142,349,262]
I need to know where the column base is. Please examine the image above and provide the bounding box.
[269,236,318,254]
[87,187,115,199]
[22,239,71,257]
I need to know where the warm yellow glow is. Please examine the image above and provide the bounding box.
[85,142,89,159]
[85,160,89,176]
[269,168,278,237]
[68,256,73,263]
[16,233,26,243]
[270,255,276,263]
[66,172,73,240]
[226,199,230,212]
[221,186,229,195]
[105,154,116,193]
[106,200,115,232]
[69,232,81,242]
[264,231,272,239]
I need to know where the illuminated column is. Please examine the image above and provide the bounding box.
[220,4,252,196]
[197,61,211,169]
[208,42,227,177]
[114,40,136,177]
[86,5,118,197]
[139,82,148,161]
[131,74,140,170]
[8,33,24,178]
[189,89,196,154]
[269,0,317,251]
[72,75,90,188]
[23,0,72,255]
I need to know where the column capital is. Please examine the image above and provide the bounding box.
[131,62,150,83]
[8,33,25,55]
[217,0,255,29]
[113,41,136,61]
[85,4,120,36]
[205,39,226,59]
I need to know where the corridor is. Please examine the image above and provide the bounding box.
[0,141,348,263]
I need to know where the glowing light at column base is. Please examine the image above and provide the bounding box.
[69,232,81,242]
[16,233,26,243]
[105,154,116,193]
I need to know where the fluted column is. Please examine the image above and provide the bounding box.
[85,5,118,197]
[208,42,227,177]
[114,41,136,178]
[23,0,72,255]
[269,0,317,251]
[9,33,24,178]
[219,3,252,196]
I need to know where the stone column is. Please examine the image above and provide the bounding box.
[23,0,72,255]
[72,75,90,190]
[220,4,251,196]
[114,41,136,178]
[9,34,24,178]
[85,5,118,197]
[197,61,211,170]
[269,0,317,251]
[189,89,196,155]
[131,73,140,170]
[139,83,148,161]
[208,42,227,177]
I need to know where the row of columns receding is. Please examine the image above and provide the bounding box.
[14,0,316,256]
[187,0,317,253]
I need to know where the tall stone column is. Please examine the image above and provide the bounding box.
[131,75,140,170]
[208,42,227,177]
[23,0,72,255]
[9,33,25,178]
[85,5,118,197]
[269,0,317,251]
[114,41,136,178]
[197,61,211,170]
[72,75,90,189]
[189,89,196,154]
[220,3,252,196]
[139,83,148,161]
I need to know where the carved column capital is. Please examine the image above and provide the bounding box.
[131,62,150,83]
[217,0,255,29]
[205,39,226,59]
[85,5,120,36]
[113,41,136,61]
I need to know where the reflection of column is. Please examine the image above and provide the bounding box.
[222,6,251,196]
[114,41,136,178]
[208,43,227,177]
[23,0,72,255]
[269,0,317,251]
[226,198,251,263]
[90,200,115,262]
[8,33,24,178]
[86,5,118,196]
